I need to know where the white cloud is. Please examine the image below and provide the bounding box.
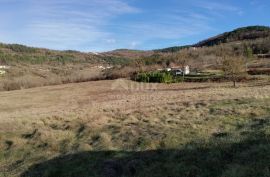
[0,0,140,51]
[196,1,239,12]
[113,10,213,43]
[106,39,117,44]
[129,41,139,49]
[0,0,246,51]
[194,1,243,17]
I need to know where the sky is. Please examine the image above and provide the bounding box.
[0,0,269,52]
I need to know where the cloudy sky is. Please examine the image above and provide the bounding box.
[0,0,269,52]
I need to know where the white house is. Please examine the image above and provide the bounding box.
[169,65,190,76]
[0,65,10,69]
[166,68,172,72]
[174,69,183,76]
[0,65,10,75]
[184,65,190,75]
[0,70,6,75]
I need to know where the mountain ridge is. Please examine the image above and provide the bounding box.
[1,25,269,61]
[1,26,269,54]
[194,25,270,47]
[153,26,270,53]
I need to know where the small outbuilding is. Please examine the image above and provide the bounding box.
[184,65,190,75]
[170,65,190,76]
[0,70,6,75]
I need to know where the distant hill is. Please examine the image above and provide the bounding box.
[0,43,104,65]
[101,49,154,60]
[194,26,270,47]
[1,25,270,91]
[104,49,150,56]
[151,26,270,53]
[154,45,191,53]
[1,25,270,64]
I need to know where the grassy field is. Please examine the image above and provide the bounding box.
[0,43,127,91]
[0,79,270,177]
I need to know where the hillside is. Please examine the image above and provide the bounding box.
[0,26,270,177]
[1,26,269,64]
[1,25,269,65]
[105,26,270,80]
[194,26,270,47]
[154,45,191,53]
[92,49,154,67]
[107,26,270,68]
[0,43,103,65]
[0,43,111,91]
[1,25,270,91]
[151,26,270,53]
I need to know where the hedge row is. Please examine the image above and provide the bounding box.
[135,71,173,83]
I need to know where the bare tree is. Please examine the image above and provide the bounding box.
[222,56,246,87]
[244,45,253,71]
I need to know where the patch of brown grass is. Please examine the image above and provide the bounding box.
[0,65,105,91]
[0,80,270,176]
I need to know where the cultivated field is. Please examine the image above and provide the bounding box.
[0,79,270,177]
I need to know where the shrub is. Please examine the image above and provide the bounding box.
[2,75,45,91]
[6,44,37,53]
[105,66,139,80]
[102,56,132,65]
[135,73,149,82]
[248,68,270,75]
[135,71,173,83]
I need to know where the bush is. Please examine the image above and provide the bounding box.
[6,44,37,53]
[0,69,105,91]
[248,68,270,75]
[2,75,45,91]
[105,66,138,80]
[135,73,149,82]
[135,71,173,83]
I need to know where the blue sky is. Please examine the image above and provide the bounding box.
[0,0,269,52]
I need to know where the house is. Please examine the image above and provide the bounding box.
[0,65,10,69]
[0,65,10,76]
[106,66,113,69]
[98,66,105,69]
[170,68,182,76]
[0,70,6,75]
[170,65,190,76]
[159,65,191,76]
[184,65,190,75]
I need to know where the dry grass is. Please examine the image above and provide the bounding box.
[0,64,105,91]
[0,79,270,176]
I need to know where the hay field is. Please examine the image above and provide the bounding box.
[0,79,270,177]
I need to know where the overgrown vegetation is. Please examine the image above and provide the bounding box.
[5,44,37,53]
[135,71,173,83]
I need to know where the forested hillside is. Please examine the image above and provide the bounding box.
[1,26,270,90]
[195,26,270,47]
